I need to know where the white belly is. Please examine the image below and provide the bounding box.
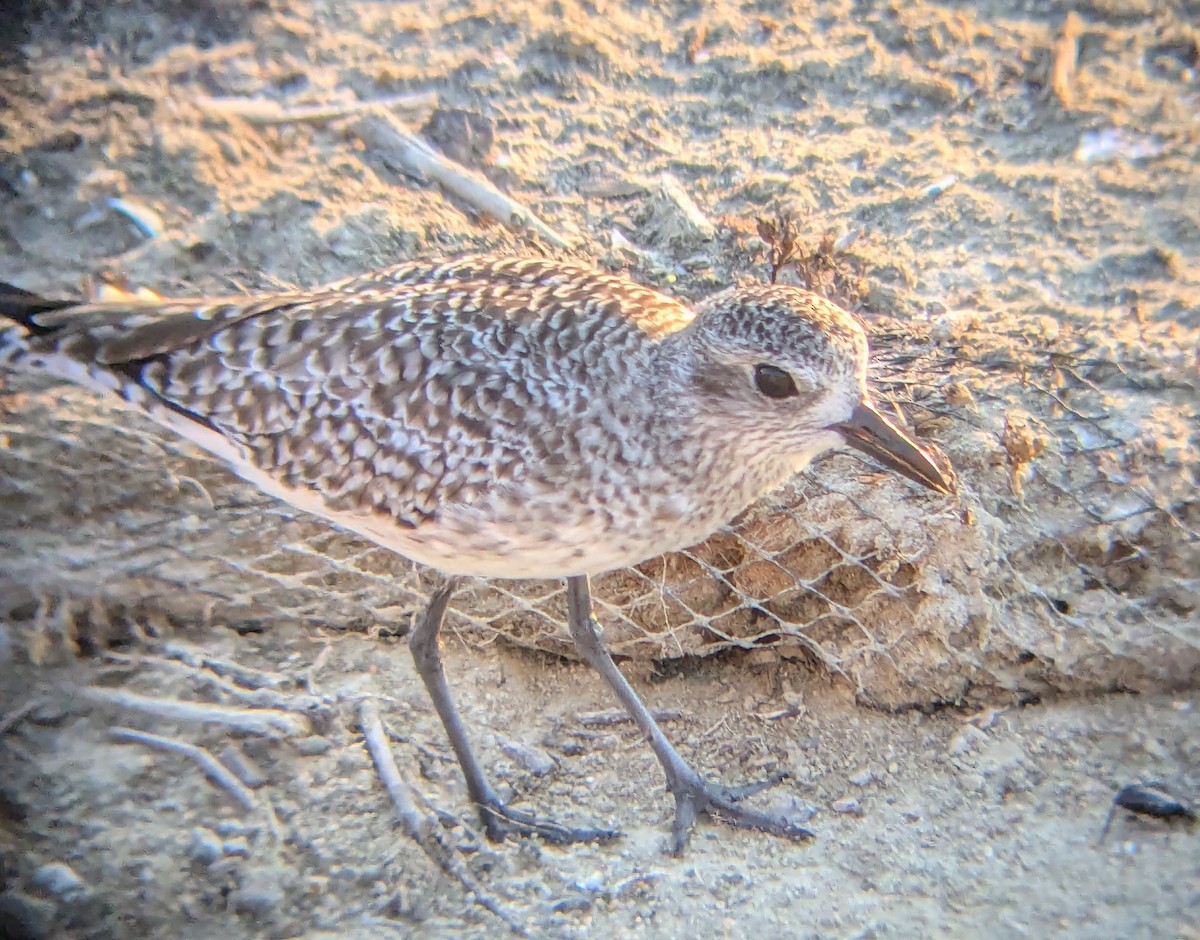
[235,460,725,579]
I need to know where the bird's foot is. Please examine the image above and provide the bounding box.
[477,798,622,845]
[667,770,813,856]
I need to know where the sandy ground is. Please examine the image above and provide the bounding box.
[1,0,1198,937]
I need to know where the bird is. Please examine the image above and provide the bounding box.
[0,253,952,854]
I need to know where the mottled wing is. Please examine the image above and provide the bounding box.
[6,255,698,531]
[139,288,525,527]
[142,260,695,527]
[29,295,311,363]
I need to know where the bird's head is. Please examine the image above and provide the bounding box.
[680,285,952,494]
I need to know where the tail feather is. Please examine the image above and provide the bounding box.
[0,280,228,440]
[0,281,75,335]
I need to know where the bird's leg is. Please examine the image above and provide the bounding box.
[408,579,621,845]
[564,575,814,855]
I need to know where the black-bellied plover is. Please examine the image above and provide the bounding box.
[0,254,951,853]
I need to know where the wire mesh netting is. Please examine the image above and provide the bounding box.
[1,298,1197,708]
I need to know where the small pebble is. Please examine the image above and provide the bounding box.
[744,648,778,669]
[833,225,862,252]
[575,872,605,893]
[295,735,332,756]
[551,896,593,914]
[223,837,252,858]
[765,793,817,824]
[849,770,875,787]
[498,739,557,776]
[832,798,865,816]
[234,871,284,918]
[923,175,958,197]
[336,750,368,772]
[214,819,256,838]
[188,828,224,865]
[947,725,987,757]
[421,108,496,166]
[30,862,85,903]
[942,382,975,408]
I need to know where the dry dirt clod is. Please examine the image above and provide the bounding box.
[421,108,496,167]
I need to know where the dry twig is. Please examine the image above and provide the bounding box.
[358,698,436,842]
[1052,13,1084,109]
[109,726,258,812]
[82,686,310,737]
[108,650,328,714]
[576,707,683,727]
[197,92,438,126]
[353,111,570,250]
[357,699,527,936]
[756,214,802,283]
[161,641,291,689]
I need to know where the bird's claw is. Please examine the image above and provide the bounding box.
[667,771,813,856]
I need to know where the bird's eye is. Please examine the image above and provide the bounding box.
[753,364,798,399]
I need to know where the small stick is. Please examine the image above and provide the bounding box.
[684,19,708,64]
[1052,12,1083,109]
[357,700,527,936]
[358,699,436,842]
[353,110,570,250]
[119,652,329,714]
[654,173,715,241]
[82,687,310,737]
[197,92,438,126]
[576,707,683,727]
[301,641,333,695]
[161,641,289,690]
[756,705,805,722]
[109,726,257,812]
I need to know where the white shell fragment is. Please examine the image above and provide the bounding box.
[107,197,165,238]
